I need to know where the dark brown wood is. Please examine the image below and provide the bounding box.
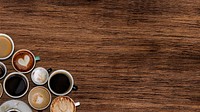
[0,0,200,112]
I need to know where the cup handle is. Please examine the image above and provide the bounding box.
[47,68,52,73]
[75,102,80,107]
[35,56,40,61]
[72,85,78,91]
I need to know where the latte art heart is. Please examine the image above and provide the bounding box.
[18,55,30,67]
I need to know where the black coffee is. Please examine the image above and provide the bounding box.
[50,74,70,94]
[0,65,5,78]
[5,75,27,96]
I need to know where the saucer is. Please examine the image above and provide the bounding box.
[0,100,32,112]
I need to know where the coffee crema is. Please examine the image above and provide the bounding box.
[13,50,34,72]
[0,36,13,58]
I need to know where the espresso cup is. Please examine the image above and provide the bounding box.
[3,72,29,98]
[28,86,51,110]
[0,62,7,79]
[31,67,52,85]
[50,96,80,112]
[48,70,78,96]
[0,33,15,60]
[12,49,40,73]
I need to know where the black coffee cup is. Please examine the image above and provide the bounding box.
[3,72,29,98]
[48,70,77,96]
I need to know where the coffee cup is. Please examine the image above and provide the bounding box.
[3,72,29,98]
[0,33,14,60]
[48,70,78,96]
[31,67,52,85]
[0,62,7,79]
[6,109,21,112]
[12,49,40,73]
[50,96,80,112]
[28,86,51,110]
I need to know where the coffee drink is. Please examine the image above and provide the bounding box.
[5,74,27,96]
[50,74,70,94]
[28,86,51,110]
[0,62,7,79]
[48,70,76,96]
[0,36,12,58]
[31,67,50,85]
[0,34,14,60]
[3,72,29,98]
[12,49,36,73]
[0,65,5,78]
[50,96,76,112]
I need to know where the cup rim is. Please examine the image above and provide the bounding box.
[6,108,21,112]
[0,33,15,60]
[50,96,76,112]
[28,86,52,110]
[0,83,3,98]
[12,49,36,73]
[3,72,29,99]
[0,61,7,79]
[31,67,49,85]
[48,70,74,96]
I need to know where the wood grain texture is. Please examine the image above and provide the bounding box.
[0,0,200,112]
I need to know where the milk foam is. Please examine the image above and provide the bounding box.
[32,68,47,83]
[51,97,74,112]
[33,93,44,104]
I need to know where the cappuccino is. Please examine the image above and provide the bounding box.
[12,49,37,73]
[51,96,76,112]
[31,67,49,85]
[28,86,51,110]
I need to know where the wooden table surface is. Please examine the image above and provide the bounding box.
[0,0,200,112]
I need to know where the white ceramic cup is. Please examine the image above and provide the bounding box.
[31,67,51,85]
[3,72,29,98]
[0,61,7,79]
[0,33,15,60]
[48,70,78,96]
[12,49,40,73]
